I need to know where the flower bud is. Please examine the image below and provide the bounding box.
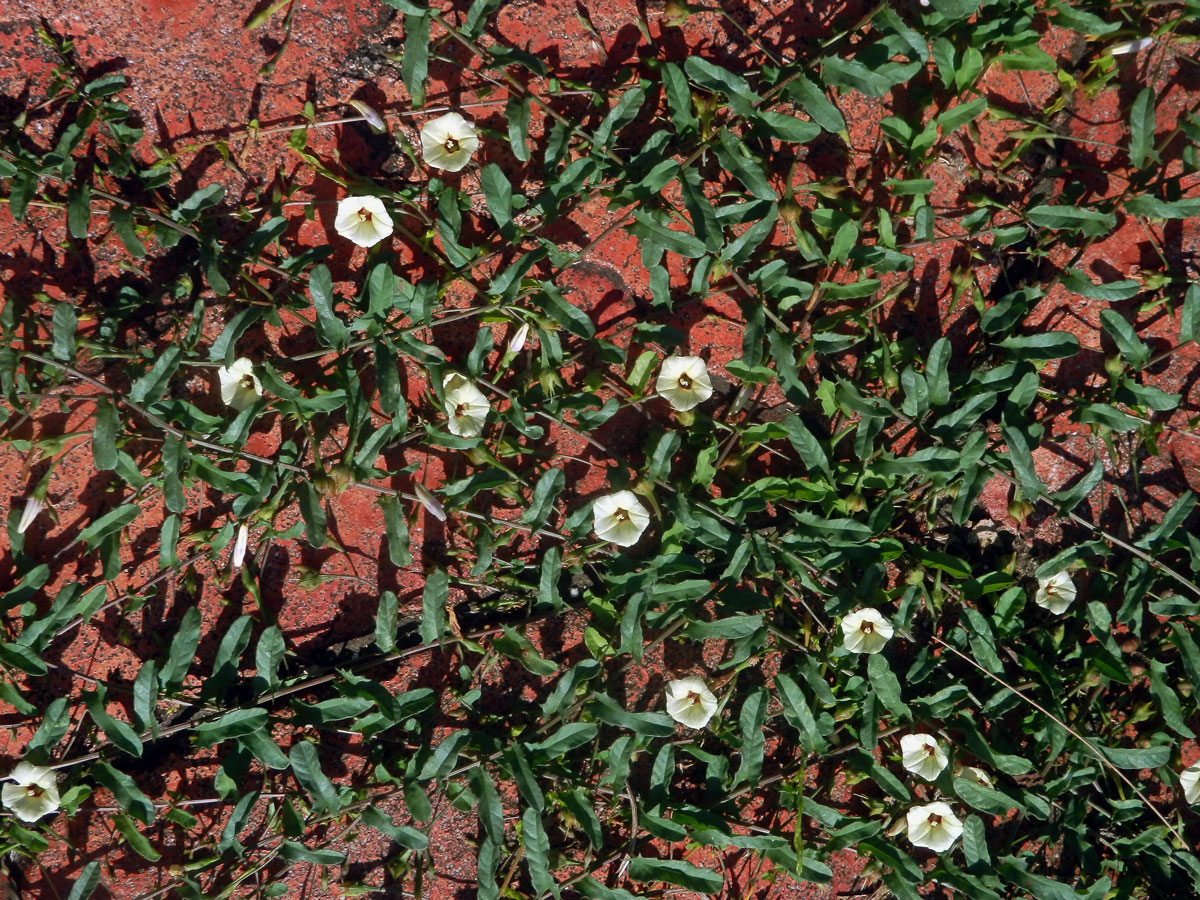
[232,523,250,569]
[663,0,691,26]
[16,497,43,535]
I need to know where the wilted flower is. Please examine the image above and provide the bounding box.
[414,483,447,522]
[841,608,894,654]
[2,762,60,822]
[442,372,490,438]
[218,358,263,411]
[959,765,993,788]
[508,322,530,355]
[1181,763,1200,804]
[1035,571,1077,614]
[231,523,250,569]
[901,733,949,781]
[1109,37,1154,56]
[16,497,43,535]
[665,676,718,729]
[655,355,714,412]
[420,113,480,172]
[593,490,651,547]
[334,195,394,248]
[906,801,963,853]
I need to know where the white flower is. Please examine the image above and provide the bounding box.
[906,801,963,853]
[508,322,530,355]
[665,676,718,729]
[442,372,490,438]
[1181,763,1200,805]
[1110,37,1154,56]
[841,608,894,654]
[414,483,446,522]
[655,355,714,412]
[1035,571,1077,614]
[218,358,263,411]
[420,113,480,173]
[334,195,394,248]
[2,762,61,822]
[231,523,249,569]
[901,733,949,781]
[17,497,43,535]
[593,490,651,547]
[960,766,993,788]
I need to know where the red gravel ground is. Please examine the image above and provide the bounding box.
[2,0,1199,898]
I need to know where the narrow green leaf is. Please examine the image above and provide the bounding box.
[588,692,675,736]
[66,862,101,900]
[93,761,155,824]
[309,264,348,349]
[128,345,182,404]
[159,606,201,688]
[289,739,340,813]
[521,467,564,530]
[93,398,119,471]
[561,786,603,848]
[51,302,77,361]
[775,673,828,750]
[420,568,448,644]
[297,481,327,548]
[627,857,722,893]
[1100,309,1150,370]
[522,807,555,895]
[1129,87,1155,168]
[402,13,431,106]
[361,806,429,849]
[480,163,514,236]
[77,503,139,547]
[84,689,142,757]
[961,814,991,873]
[1096,743,1171,770]
[114,813,160,861]
[526,722,598,757]
[375,590,399,653]
[194,708,270,746]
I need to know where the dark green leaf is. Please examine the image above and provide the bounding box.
[627,857,722,893]
[402,13,430,106]
[1129,87,1155,168]
[159,606,201,688]
[420,568,448,644]
[114,813,160,861]
[289,739,340,813]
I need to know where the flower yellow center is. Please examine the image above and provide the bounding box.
[240,375,256,391]
[678,373,692,389]
[444,137,460,154]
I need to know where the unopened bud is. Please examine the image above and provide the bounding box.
[16,497,43,535]
[413,483,446,522]
[1008,498,1034,521]
[1109,37,1154,56]
[663,0,691,26]
[508,322,530,355]
[348,99,387,132]
[232,523,249,569]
